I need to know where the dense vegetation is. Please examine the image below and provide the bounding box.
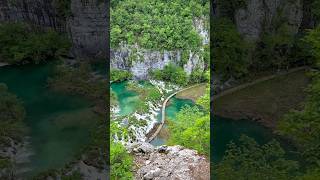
[278,26,320,170]
[110,141,133,179]
[110,69,133,82]
[212,18,249,80]
[0,23,70,65]
[151,64,209,86]
[111,0,208,51]
[0,84,26,173]
[168,72,210,155]
[150,64,188,86]
[213,1,320,178]
[214,136,299,180]
[213,1,320,179]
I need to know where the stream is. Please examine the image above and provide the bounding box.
[0,63,98,177]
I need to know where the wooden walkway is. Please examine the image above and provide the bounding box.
[147,83,206,142]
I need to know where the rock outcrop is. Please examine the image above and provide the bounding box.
[0,0,107,59]
[234,0,303,40]
[111,45,205,80]
[110,18,208,80]
[132,142,210,180]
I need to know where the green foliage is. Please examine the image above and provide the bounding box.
[212,18,249,80]
[111,0,207,51]
[0,23,71,64]
[110,141,133,179]
[126,81,161,112]
[0,83,26,142]
[278,27,320,167]
[189,69,206,84]
[254,24,295,71]
[168,106,210,155]
[151,64,188,86]
[298,168,320,180]
[111,69,133,82]
[197,86,210,112]
[303,26,320,67]
[214,135,299,180]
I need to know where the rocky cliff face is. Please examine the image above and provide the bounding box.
[111,45,205,80]
[0,0,107,59]
[111,18,208,80]
[234,0,303,40]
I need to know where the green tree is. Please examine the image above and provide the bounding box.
[110,141,133,179]
[151,64,188,86]
[214,136,299,180]
[212,18,249,80]
[168,106,210,155]
[0,22,70,64]
[278,26,320,167]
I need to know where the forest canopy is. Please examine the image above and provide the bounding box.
[110,0,209,51]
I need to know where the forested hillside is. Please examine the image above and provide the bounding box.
[213,0,320,179]
[110,0,210,179]
[110,0,209,79]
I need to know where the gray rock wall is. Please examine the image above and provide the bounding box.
[234,0,303,40]
[111,18,208,80]
[0,0,107,59]
[68,0,107,59]
[110,45,205,80]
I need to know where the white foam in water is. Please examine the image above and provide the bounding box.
[111,80,180,147]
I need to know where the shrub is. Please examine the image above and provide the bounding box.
[0,22,71,65]
[150,64,188,86]
[111,69,133,82]
[110,141,133,179]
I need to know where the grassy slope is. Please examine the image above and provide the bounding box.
[176,84,207,102]
[213,69,310,129]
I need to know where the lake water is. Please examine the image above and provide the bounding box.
[0,63,98,177]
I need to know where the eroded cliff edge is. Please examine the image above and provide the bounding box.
[0,0,108,59]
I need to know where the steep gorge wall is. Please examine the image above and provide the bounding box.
[235,0,303,40]
[216,0,305,40]
[110,19,209,80]
[0,0,107,59]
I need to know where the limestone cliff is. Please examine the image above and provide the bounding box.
[0,0,107,59]
[110,18,208,80]
[235,0,303,40]
[215,0,306,40]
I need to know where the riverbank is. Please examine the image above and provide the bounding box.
[214,67,310,129]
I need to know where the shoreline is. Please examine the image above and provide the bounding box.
[213,67,310,130]
[147,83,206,143]
[0,62,9,67]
